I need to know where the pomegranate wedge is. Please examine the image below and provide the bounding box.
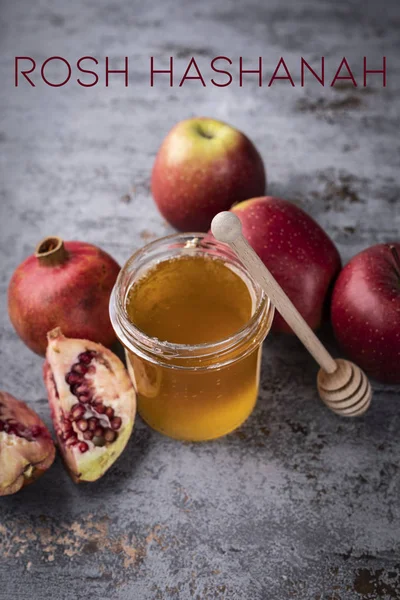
[0,391,55,496]
[43,328,136,483]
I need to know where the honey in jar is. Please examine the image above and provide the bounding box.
[110,234,273,441]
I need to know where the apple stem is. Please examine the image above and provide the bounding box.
[389,244,400,277]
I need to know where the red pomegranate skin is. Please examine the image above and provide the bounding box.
[232,197,342,333]
[331,243,400,383]
[8,241,120,356]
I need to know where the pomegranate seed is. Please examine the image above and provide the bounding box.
[78,442,89,453]
[72,363,88,375]
[0,415,41,441]
[65,435,78,447]
[93,436,105,447]
[104,428,117,443]
[111,417,122,431]
[88,418,98,431]
[105,407,114,419]
[70,404,85,420]
[65,372,82,386]
[83,430,94,441]
[94,402,105,414]
[75,383,88,394]
[70,384,80,396]
[30,425,41,437]
[78,351,95,365]
[78,392,92,404]
[77,419,88,432]
[94,426,104,437]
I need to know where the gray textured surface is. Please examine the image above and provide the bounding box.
[1,0,400,598]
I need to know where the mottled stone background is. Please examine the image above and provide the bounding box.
[1,0,400,598]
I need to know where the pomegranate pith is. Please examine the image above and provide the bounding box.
[43,328,136,483]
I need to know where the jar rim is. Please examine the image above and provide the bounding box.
[109,232,274,367]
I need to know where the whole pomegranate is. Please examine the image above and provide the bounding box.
[43,328,136,483]
[8,237,120,356]
[0,391,55,496]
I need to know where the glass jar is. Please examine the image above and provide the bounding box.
[109,233,274,441]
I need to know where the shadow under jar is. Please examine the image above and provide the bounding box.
[109,233,274,441]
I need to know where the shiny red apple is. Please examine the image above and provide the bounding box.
[151,117,266,231]
[331,243,400,383]
[231,197,342,333]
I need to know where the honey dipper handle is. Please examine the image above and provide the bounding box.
[211,212,338,374]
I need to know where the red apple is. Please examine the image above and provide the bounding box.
[231,197,342,333]
[151,117,266,231]
[331,243,400,383]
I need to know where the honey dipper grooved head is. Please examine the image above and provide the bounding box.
[317,359,372,417]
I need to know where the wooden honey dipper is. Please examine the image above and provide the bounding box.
[211,211,372,417]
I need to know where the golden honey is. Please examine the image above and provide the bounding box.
[110,234,273,441]
[126,256,252,345]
